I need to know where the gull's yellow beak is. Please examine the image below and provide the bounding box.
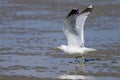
[54,47,62,52]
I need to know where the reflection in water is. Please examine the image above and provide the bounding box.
[57,63,95,80]
[74,63,85,71]
[0,0,120,80]
[58,75,95,80]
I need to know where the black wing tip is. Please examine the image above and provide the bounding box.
[67,8,79,18]
[80,5,94,14]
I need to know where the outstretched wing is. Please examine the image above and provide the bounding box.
[63,5,93,47]
[64,9,79,47]
[76,5,93,47]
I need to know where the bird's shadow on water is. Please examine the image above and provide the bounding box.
[57,58,98,80]
[85,58,100,62]
[68,58,100,64]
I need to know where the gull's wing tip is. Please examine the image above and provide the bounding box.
[80,5,94,14]
[88,5,94,9]
[72,8,79,11]
[67,8,79,18]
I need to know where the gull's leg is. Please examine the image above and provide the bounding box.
[75,56,81,59]
[81,54,85,64]
[74,54,86,64]
[74,55,81,62]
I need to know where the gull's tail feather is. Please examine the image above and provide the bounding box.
[82,47,97,53]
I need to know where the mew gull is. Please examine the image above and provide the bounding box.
[57,5,97,64]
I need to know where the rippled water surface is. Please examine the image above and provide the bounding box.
[0,0,120,80]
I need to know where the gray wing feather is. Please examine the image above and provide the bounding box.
[63,5,93,47]
[76,13,89,47]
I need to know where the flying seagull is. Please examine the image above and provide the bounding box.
[57,5,97,64]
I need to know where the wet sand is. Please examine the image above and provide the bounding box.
[0,0,120,80]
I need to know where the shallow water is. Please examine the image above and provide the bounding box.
[0,0,120,80]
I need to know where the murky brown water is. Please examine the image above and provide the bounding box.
[0,0,120,80]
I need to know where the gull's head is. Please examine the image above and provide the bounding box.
[67,8,79,18]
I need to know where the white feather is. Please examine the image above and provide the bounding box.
[63,11,90,47]
[57,5,97,55]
